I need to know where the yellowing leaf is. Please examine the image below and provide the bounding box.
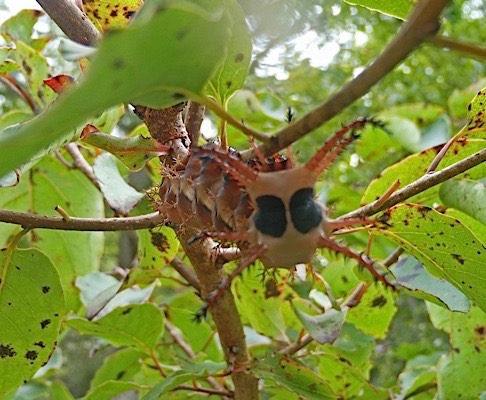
[83,0,143,31]
[373,204,486,312]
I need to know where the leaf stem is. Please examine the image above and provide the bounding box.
[1,228,31,292]
[197,95,270,143]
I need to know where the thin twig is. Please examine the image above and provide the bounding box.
[337,148,486,220]
[174,385,234,398]
[383,248,404,268]
[164,319,224,392]
[279,334,313,355]
[0,210,166,231]
[170,257,201,291]
[0,75,39,114]
[65,143,100,189]
[164,319,196,358]
[245,0,450,158]
[429,35,486,59]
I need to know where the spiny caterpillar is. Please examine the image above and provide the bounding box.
[158,118,390,308]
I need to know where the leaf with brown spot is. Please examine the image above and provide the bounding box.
[206,0,251,104]
[346,284,397,339]
[0,249,64,397]
[465,87,486,133]
[122,227,179,288]
[372,204,486,312]
[428,304,486,398]
[252,354,338,399]
[83,0,143,31]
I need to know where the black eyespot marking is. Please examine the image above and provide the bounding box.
[254,195,286,237]
[289,188,322,234]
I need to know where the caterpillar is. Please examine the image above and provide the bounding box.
[157,118,391,306]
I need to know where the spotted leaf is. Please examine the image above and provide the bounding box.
[83,0,143,31]
[252,354,338,400]
[373,204,486,312]
[0,249,65,398]
[346,284,397,339]
[122,227,179,288]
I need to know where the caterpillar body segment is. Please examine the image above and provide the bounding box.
[157,117,388,275]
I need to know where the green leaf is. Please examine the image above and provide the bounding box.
[397,353,440,399]
[0,9,44,45]
[317,353,388,399]
[380,103,445,127]
[83,381,143,400]
[440,179,486,224]
[93,153,144,214]
[0,0,234,176]
[344,0,413,20]
[90,348,146,387]
[380,116,422,153]
[373,204,486,312]
[292,304,347,344]
[252,354,338,400]
[123,227,179,287]
[0,60,19,74]
[0,155,104,311]
[427,304,486,399]
[448,79,486,120]
[392,257,470,312]
[14,40,55,108]
[66,303,164,353]
[83,0,143,31]
[361,139,485,205]
[466,87,486,131]
[346,284,397,338]
[76,272,119,308]
[207,0,251,104]
[142,370,209,400]
[0,248,65,398]
[233,268,288,340]
[81,125,168,171]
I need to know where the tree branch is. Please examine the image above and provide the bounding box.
[177,228,258,400]
[0,210,166,231]
[36,0,101,45]
[247,0,450,158]
[337,148,486,220]
[184,101,205,146]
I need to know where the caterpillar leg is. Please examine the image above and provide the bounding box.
[305,117,385,176]
[318,236,395,286]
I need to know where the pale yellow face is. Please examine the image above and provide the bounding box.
[246,166,329,268]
